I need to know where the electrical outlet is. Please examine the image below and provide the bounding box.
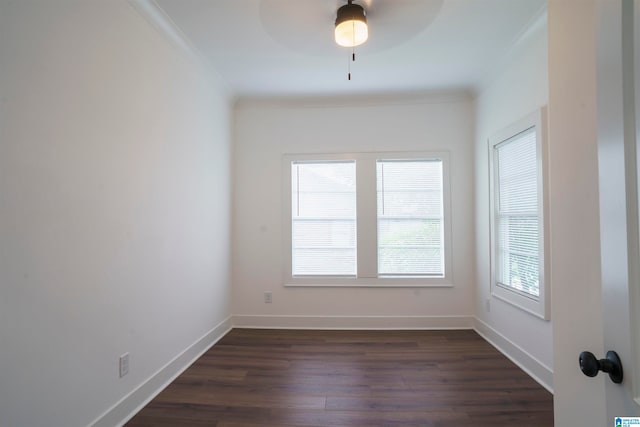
[119,353,129,378]
[264,291,272,304]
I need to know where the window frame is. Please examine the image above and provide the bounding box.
[488,107,550,320]
[283,151,452,287]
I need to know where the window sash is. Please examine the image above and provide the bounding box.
[496,212,540,297]
[494,127,540,299]
[377,160,445,277]
[291,161,357,276]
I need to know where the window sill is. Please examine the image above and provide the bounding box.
[284,282,454,288]
[491,286,549,321]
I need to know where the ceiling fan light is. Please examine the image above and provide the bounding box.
[334,2,368,47]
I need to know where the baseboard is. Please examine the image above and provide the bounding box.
[90,316,233,427]
[232,314,474,330]
[473,317,554,393]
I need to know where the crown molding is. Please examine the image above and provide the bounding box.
[127,0,231,96]
[234,89,473,110]
[474,3,548,98]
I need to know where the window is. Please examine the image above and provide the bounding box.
[283,152,452,287]
[377,160,444,277]
[489,108,549,319]
[291,161,356,276]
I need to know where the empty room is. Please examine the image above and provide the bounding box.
[1,0,639,426]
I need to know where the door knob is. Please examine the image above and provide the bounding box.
[579,350,623,384]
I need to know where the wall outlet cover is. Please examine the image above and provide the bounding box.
[119,353,130,378]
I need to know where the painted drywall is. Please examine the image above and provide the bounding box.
[232,96,475,326]
[0,2,232,426]
[473,17,553,387]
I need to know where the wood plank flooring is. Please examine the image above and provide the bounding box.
[126,329,553,427]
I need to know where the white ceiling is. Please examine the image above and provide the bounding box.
[152,0,546,99]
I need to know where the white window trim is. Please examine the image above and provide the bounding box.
[282,151,453,287]
[488,107,550,320]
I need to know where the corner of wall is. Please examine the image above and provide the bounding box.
[472,14,553,394]
[91,317,233,427]
[474,317,553,393]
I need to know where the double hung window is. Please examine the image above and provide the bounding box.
[284,152,451,287]
[489,108,549,319]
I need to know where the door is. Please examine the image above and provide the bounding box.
[548,0,640,425]
[597,0,640,422]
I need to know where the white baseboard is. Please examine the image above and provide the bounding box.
[90,316,233,427]
[473,317,554,393]
[232,314,474,330]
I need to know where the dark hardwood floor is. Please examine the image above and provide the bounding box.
[126,329,553,427]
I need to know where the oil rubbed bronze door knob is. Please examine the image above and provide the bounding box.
[579,350,623,384]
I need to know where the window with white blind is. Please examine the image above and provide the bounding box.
[283,152,452,287]
[377,160,444,277]
[291,161,356,276]
[489,108,549,319]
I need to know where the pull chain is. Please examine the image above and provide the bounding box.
[347,49,357,80]
[347,20,356,80]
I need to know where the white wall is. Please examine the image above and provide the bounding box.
[473,18,553,389]
[232,96,475,328]
[0,2,232,426]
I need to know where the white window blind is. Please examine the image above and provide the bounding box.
[495,127,540,298]
[376,160,444,277]
[291,161,357,276]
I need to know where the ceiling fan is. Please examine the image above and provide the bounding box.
[259,0,442,53]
